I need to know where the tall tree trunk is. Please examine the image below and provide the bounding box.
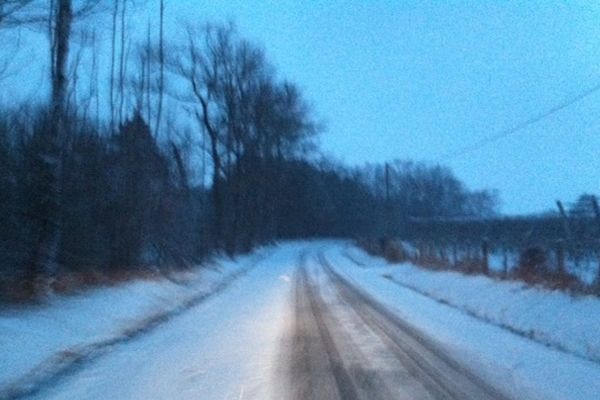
[154,0,164,135]
[26,0,72,296]
[51,0,71,123]
[194,87,224,250]
[109,0,118,132]
[118,0,127,124]
[145,21,151,123]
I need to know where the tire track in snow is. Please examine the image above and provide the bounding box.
[289,257,360,400]
[314,252,512,400]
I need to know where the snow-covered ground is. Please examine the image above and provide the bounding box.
[343,245,600,363]
[326,243,600,400]
[2,240,600,400]
[22,242,306,400]
[0,246,274,397]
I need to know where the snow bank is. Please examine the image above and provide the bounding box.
[343,245,600,364]
[0,248,272,394]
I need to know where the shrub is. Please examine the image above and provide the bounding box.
[518,246,548,280]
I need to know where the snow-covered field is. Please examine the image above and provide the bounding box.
[327,243,600,400]
[0,246,273,397]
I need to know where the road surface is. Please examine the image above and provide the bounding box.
[288,252,509,400]
[17,242,512,400]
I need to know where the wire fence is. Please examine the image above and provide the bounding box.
[365,203,600,294]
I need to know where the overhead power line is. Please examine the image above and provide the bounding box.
[439,81,600,161]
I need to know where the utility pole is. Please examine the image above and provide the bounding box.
[556,200,572,274]
[556,200,572,243]
[384,162,391,249]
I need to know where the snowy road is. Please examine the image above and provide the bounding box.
[6,241,600,399]
[289,252,509,400]
[23,244,301,400]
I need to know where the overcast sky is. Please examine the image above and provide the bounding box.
[4,0,600,215]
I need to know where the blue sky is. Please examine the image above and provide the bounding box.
[3,0,600,214]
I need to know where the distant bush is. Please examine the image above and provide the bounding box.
[384,241,406,263]
[518,246,548,278]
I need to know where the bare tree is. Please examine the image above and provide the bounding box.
[22,0,73,295]
[50,0,71,129]
[145,19,151,123]
[109,0,118,132]
[168,23,317,251]
[0,0,35,28]
[118,0,127,124]
[169,24,226,248]
[154,0,164,134]
[0,1,36,81]
[134,41,147,111]
[21,0,102,294]
[90,28,100,126]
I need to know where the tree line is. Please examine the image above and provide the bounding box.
[0,1,497,301]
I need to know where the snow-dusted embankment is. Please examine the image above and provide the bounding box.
[0,248,271,397]
[322,242,600,400]
[342,245,600,364]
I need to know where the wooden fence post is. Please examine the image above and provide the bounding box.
[556,239,565,276]
[482,239,489,275]
[557,199,576,268]
[452,243,458,268]
[502,246,509,278]
[556,200,573,243]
